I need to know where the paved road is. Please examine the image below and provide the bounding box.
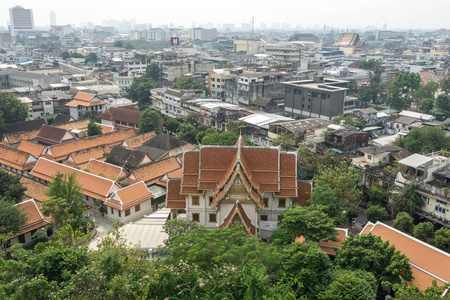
[85,208,113,250]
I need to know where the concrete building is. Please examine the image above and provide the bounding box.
[233,39,266,55]
[283,78,350,121]
[225,71,291,106]
[0,70,60,89]
[208,68,241,100]
[188,28,217,41]
[9,6,34,37]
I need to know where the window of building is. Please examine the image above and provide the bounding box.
[307,105,310,109]
[278,198,286,208]
[110,207,114,214]
[18,234,25,244]
[209,197,214,205]
[135,204,140,212]
[435,206,446,214]
[263,198,269,207]
[209,213,217,223]
[118,210,121,217]
[211,78,215,81]
[192,196,200,205]
[125,209,130,217]
[368,155,372,160]
[277,215,282,221]
[192,213,200,222]
[260,215,268,221]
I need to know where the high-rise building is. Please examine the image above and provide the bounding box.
[50,11,56,26]
[9,6,34,36]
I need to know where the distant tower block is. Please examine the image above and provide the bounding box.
[9,6,34,37]
[50,11,56,26]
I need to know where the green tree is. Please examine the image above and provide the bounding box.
[280,242,333,298]
[0,170,27,203]
[393,280,450,300]
[335,234,413,287]
[389,183,422,217]
[413,82,438,104]
[392,212,415,234]
[418,97,435,114]
[439,77,450,94]
[269,228,292,246]
[201,131,253,146]
[320,269,377,300]
[61,51,71,60]
[41,172,85,229]
[145,62,161,82]
[139,109,163,134]
[184,111,201,127]
[172,77,208,94]
[127,76,161,106]
[0,91,28,128]
[85,52,98,63]
[433,228,450,253]
[367,184,389,206]
[176,123,199,144]
[413,222,435,242]
[0,199,28,237]
[309,185,341,220]
[164,117,180,133]
[435,94,450,119]
[87,121,102,136]
[279,205,338,242]
[297,145,344,179]
[272,132,297,151]
[365,205,389,223]
[395,127,450,153]
[226,120,246,135]
[356,59,382,71]
[386,72,421,110]
[314,161,363,211]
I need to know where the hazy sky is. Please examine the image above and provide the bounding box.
[3,0,450,30]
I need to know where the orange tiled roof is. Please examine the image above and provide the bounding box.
[74,92,96,101]
[30,158,121,201]
[12,199,51,237]
[46,128,138,161]
[361,222,450,290]
[2,129,40,146]
[21,176,48,202]
[121,132,157,149]
[166,179,186,209]
[55,119,90,131]
[17,140,46,158]
[128,156,182,186]
[0,144,37,170]
[104,181,153,210]
[66,99,107,107]
[85,159,128,181]
[65,144,112,168]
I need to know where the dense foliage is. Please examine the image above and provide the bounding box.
[139,109,163,134]
[395,127,450,153]
[0,91,28,128]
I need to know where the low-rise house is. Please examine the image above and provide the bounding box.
[0,144,38,176]
[127,156,182,187]
[105,146,152,171]
[85,159,128,181]
[361,222,450,290]
[399,110,436,122]
[17,140,46,158]
[327,130,369,153]
[64,144,112,169]
[9,199,52,247]
[353,146,404,169]
[104,182,154,222]
[353,108,378,126]
[239,113,294,146]
[34,125,77,146]
[386,115,421,134]
[96,105,141,129]
[137,133,194,162]
[65,92,107,120]
[43,128,137,162]
[30,158,122,205]
[268,118,330,144]
[120,132,157,149]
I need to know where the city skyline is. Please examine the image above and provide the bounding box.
[2,0,450,30]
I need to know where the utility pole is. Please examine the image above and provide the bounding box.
[251,16,254,38]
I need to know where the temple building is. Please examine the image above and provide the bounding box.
[166,137,300,238]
